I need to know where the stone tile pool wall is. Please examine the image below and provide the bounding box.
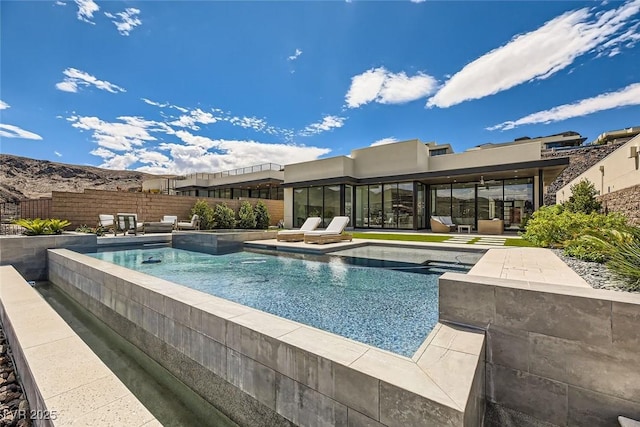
[439,272,640,427]
[48,248,485,427]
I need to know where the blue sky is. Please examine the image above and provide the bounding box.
[1,0,639,175]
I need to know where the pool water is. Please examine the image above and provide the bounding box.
[88,247,471,357]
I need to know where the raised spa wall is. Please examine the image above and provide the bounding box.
[47,248,485,427]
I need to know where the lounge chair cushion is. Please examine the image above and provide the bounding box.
[304,216,350,237]
[277,217,321,236]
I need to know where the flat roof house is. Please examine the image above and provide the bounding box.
[283,138,570,231]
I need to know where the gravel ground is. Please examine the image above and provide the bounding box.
[0,327,30,427]
[551,249,634,292]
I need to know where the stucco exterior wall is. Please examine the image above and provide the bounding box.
[555,135,640,204]
[284,156,354,184]
[429,141,542,172]
[351,140,430,179]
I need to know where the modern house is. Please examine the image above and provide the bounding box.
[143,163,285,199]
[283,138,571,231]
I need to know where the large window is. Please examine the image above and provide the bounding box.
[323,186,341,227]
[431,184,451,217]
[369,185,383,228]
[452,182,476,226]
[477,181,503,221]
[355,186,367,227]
[383,184,396,228]
[308,187,323,224]
[417,183,426,229]
[345,185,353,226]
[504,178,534,230]
[293,188,308,227]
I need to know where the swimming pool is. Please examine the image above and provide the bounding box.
[88,247,478,356]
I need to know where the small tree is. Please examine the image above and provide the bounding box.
[237,201,256,229]
[213,203,236,229]
[191,200,214,229]
[564,179,602,214]
[254,201,271,229]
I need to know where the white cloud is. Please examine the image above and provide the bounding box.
[345,67,438,108]
[427,0,640,108]
[300,115,346,136]
[370,137,399,147]
[99,152,139,170]
[68,115,163,151]
[104,8,142,36]
[56,68,126,94]
[75,0,99,23]
[488,82,640,131]
[170,108,220,130]
[288,48,303,61]
[54,151,62,157]
[0,124,43,140]
[0,100,9,110]
[141,98,169,108]
[410,0,426,3]
[55,1,67,5]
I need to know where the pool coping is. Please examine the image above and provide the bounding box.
[0,265,159,427]
[47,248,486,426]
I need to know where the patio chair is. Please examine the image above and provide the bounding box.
[276,217,321,242]
[430,215,456,233]
[304,216,352,244]
[177,214,200,230]
[116,212,144,235]
[97,214,115,235]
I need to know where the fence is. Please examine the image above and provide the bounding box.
[50,189,284,229]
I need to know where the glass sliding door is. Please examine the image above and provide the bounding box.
[397,182,414,229]
[431,184,451,217]
[417,183,426,229]
[504,178,534,230]
[324,185,341,226]
[308,187,324,225]
[293,188,308,227]
[477,181,503,222]
[344,185,353,226]
[355,185,367,227]
[383,184,397,228]
[369,185,383,228]
[452,182,476,227]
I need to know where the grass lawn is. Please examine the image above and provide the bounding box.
[350,232,537,247]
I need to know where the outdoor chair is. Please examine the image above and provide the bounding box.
[97,214,115,235]
[430,216,457,233]
[116,212,144,235]
[276,217,321,242]
[304,216,352,244]
[177,214,200,230]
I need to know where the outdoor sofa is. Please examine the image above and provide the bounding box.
[430,216,457,233]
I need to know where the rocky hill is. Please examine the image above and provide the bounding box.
[0,154,159,203]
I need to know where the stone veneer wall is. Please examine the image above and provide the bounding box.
[48,248,485,427]
[439,272,640,427]
[599,184,640,225]
[49,189,284,229]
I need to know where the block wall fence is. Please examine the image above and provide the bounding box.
[47,189,284,229]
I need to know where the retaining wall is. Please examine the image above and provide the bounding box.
[48,248,485,427]
[49,189,284,229]
[599,184,640,225]
[439,272,640,427]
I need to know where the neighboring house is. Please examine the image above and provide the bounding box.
[556,133,640,224]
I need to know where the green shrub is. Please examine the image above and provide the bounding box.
[521,205,627,249]
[13,218,70,235]
[254,201,270,229]
[581,227,640,291]
[75,224,107,236]
[213,203,236,229]
[563,179,602,214]
[237,201,256,229]
[191,200,214,230]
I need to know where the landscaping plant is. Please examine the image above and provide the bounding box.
[563,179,602,214]
[237,201,256,229]
[191,200,215,230]
[254,201,271,229]
[213,203,236,229]
[13,218,71,235]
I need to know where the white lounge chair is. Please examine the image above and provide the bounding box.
[304,216,352,244]
[430,215,456,233]
[97,214,115,235]
[177,214,200,230]
[276,217,321,242]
